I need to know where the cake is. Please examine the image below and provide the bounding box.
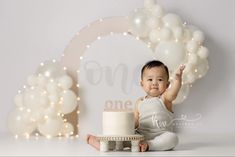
[102,110,135,136]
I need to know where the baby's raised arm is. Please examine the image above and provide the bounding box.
[163,65,185,103]
[134,98,143,128]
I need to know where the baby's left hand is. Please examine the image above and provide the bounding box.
[175,64,185,79]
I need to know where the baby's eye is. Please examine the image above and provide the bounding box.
[148,79,153,81]
[158,79,163,81]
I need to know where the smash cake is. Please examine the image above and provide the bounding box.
[102,110,135,136]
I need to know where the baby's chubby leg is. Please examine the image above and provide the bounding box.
[147,132,179,151]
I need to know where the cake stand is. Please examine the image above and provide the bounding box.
[96,134,144,152]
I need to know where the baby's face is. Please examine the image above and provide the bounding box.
[141,66,169,97]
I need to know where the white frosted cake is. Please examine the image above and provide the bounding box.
[102,111,135,136]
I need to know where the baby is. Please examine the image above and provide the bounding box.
[136,60,185,152]
[87,60,185,152]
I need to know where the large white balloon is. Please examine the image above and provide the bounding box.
[173,84,190,104]
[7,109,36,136]
[23,89,48,111]
[155,41,186,72]
[60,90,78,114]
[37,116,64,137]
[36,60,65,79]
[61,122,74,137]
[162,13,183,29]
[129,8,150,37]
[197,46,209,59]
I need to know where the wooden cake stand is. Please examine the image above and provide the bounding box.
[96,134,144,152]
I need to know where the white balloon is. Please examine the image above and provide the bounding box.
[14,94,24,108]
[129,8,150,37]
[160,27,172,41]
[155,41,186,72]
[58,75,73,90]
[146,17,161,29]
[186,40,199,53]
[173,26,183,40]
[193,30,205,43]
[23,89,48,111]
[151,4,165,18]
[61,122,74,137]
[38,116,64,137]
[144,0,155,8]
[49,93,59,104]
[27,75,37,86]
[44,105,59,118]
[188,53,198,65]
[46,81,60,93]
[162,13,183,29]
[61,90,78,114]
[197,46,209,59]
[36,60,65,79]
[149,29,160,43]
[7,109,36,136]
[37,75,48,89]
[173,84,190,104]
[185,72,196,84]
[196,59,209,78]
[183,28,192,42]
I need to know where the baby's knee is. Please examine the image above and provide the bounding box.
[165,132,179,149]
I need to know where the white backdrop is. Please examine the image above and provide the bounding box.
[1,0,235,134]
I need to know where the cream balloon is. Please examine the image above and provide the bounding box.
[195,59,209,78]
[14,94,24,108]
[162,13,183,29]
[197,46,209,59]
[155,41,186,72]
[186,40,199,53]
[60,90,78,114]
[173,84,190,104]
[129,8,150,37]
[61,122,74,137]
[144,0,155,8]
[151,4,165,18]
[36,60,65,79]
[173,26,184,40]
[7,109,36,136]
[37,116,64,137]
[146,17,161,29]
[58,75,73,90]
[46,81,60,93]
[160,27,172,41]
[27,75,38,86]
[149,29,160,43]
[193,30,205,43]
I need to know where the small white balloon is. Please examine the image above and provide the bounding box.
[49,93,59,104]
[160,27,172,41]
[186,72,196,84]
[36,60,65,79]
[27,75,37,86]
[37,75,48,89]
[155,41,186,72]
[173,26,183,40]
[196,59,209,78]
[60,90,78,114]
[129,8,150,37]
[146,17,161,29]
[14,94,24,108]
[186,40,199,53]
[188,53,198,65]
[173,84,190,104]
[38,116,64,137]
[183,28,193,42]
[47,81,60,93]
[197,46,209,59]
[149,29,160,43]
[193,30,205,43]
[162,13,183,29]
[144,0,155,8]
[151,4,165,18]
[58,75,73,90]
[61,122,74,137]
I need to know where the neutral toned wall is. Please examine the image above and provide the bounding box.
[0,0,235,134]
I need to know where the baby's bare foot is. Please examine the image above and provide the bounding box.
[139,142,148,152]
[86,134,100,150]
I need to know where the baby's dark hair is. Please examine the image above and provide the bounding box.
[141,60,169,80]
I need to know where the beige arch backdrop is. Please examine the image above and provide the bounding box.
[60,16,130,135]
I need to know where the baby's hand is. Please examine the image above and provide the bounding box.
[175,64,185,79]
